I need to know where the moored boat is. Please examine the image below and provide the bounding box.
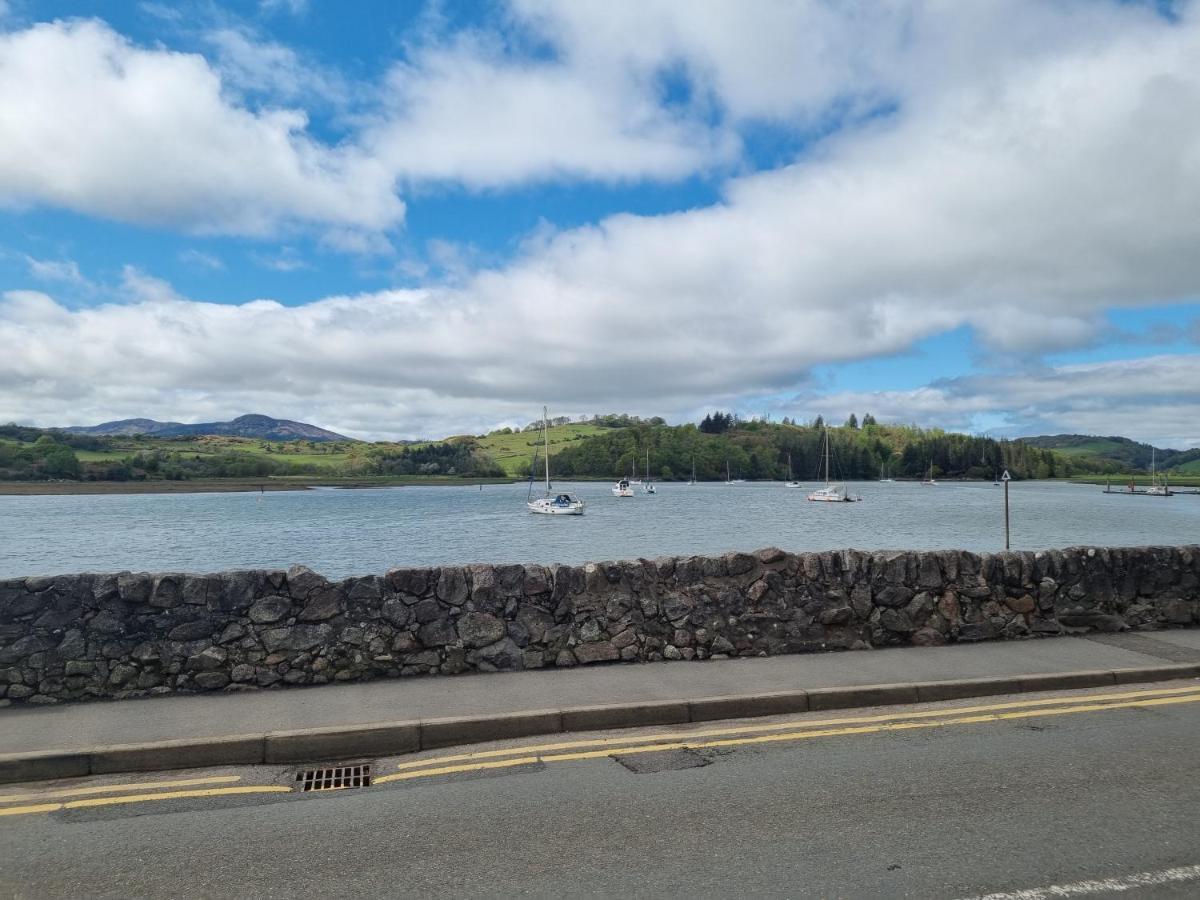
[807,427,861,502]
[527,407,584,515]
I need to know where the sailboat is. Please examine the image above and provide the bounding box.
[724,461,744,484]
[808,428,861,502]
[879,463,894,483]
[612,459,635,497]
[921,461,937,486]
[785,453,802,488]
[642,448,656,494]
[1146,448,1172,496]
[687,454,697,485]
[526,407,585,515]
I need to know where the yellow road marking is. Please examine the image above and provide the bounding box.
[373,692,1200,785]
[392,683,1200,772]
[0,803,61,818]
[0,775,241,804]
[0,785,292,819]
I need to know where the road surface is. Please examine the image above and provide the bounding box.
[2,681,1199,898]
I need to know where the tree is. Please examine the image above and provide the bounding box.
[845,414,858,429]
[813,415,824,429]
[862,413,876,427]
[699,412,733,434]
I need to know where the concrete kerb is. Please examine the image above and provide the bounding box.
[1111,662,1200,684]
[265,722,421,765]
[2,663,1198,785]
[90,736,265,775]
[0,750,89,785]
[420,710,562,750]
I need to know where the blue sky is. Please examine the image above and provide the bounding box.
[1,0,1198,445]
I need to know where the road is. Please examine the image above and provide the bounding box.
[2,682,1199,898]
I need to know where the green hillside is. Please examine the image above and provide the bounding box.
[472,423,611,476]
[1021,434,1200,473]
[551,418,1077,481]
[6,416,1192,485]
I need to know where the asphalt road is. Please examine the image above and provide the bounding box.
[2,683,1199,898]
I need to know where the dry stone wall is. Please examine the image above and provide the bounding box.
[1,545,1197,705]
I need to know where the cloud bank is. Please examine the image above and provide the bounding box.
[1,2,1199,445]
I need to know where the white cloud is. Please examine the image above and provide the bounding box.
[365,31,737,188]
[0,19,403,237]
[803,355,1200,450]
[3,3,1200,443]
[204,27,346,107]
[179,249,225,271]
[259,0,308,17]
[250,247,311,272]
[24,255,88,286]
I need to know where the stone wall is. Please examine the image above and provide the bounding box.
[1,545,1197,706]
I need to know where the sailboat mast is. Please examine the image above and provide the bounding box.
[542,406,550,489]
[824,428,831,486]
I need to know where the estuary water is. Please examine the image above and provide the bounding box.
[1,480,1197,579]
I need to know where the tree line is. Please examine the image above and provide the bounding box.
[550,417,1099,481]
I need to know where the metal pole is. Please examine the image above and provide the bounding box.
[1004,479,1010,550]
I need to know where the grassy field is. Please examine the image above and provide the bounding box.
[472,423,611,477]
[1171,458,1200,476]
[1051,439,1132,456]
[1069,474,1200,488]
[69,436,360,468]
[6,426,611,481]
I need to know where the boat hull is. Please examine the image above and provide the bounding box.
[528,500,585,515]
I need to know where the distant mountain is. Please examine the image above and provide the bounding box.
[1019,434,1200,472]
[64,414,351,442]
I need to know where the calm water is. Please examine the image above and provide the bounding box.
[1,481,1197,578]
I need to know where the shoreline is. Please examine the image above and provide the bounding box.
[0,477,514,496]
[4,475,1197,496]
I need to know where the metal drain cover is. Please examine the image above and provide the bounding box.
[613,749,711,774]
[296,764,372,792]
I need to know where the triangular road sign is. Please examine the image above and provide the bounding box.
[1001,470,1011,482]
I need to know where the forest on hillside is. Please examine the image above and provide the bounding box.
[0,417,1127,483]
[549,419,1109,481]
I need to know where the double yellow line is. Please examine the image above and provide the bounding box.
[374,683,1200,784]
[4,683,1198,818]
[0,774,291,819]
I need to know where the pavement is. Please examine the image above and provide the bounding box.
[2,629,1200,783]
[3,678,1200,898]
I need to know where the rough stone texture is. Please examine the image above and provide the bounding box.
[0,545,1197,705]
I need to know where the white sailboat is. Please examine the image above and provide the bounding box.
[807,428,861,502]
[612,459,635,496]
[921,460,937,486]
[724,461,744,484]
[687,454,697,485]
[785,453,802,488]
[1146,448,1172,496]
[526,407,585,515]
[642,448,656,494]
[879,463,894,483]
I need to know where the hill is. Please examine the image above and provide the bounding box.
[64,414,350,442]
[550,419,1072,481]
[1020,434,1200,473]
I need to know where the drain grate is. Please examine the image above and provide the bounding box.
[296,764,372,792]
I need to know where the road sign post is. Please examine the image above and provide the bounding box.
[1001,470,1011,549]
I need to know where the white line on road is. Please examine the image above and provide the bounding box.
[962,864,1200,899]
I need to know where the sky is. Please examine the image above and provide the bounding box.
[1,0,1198,447]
